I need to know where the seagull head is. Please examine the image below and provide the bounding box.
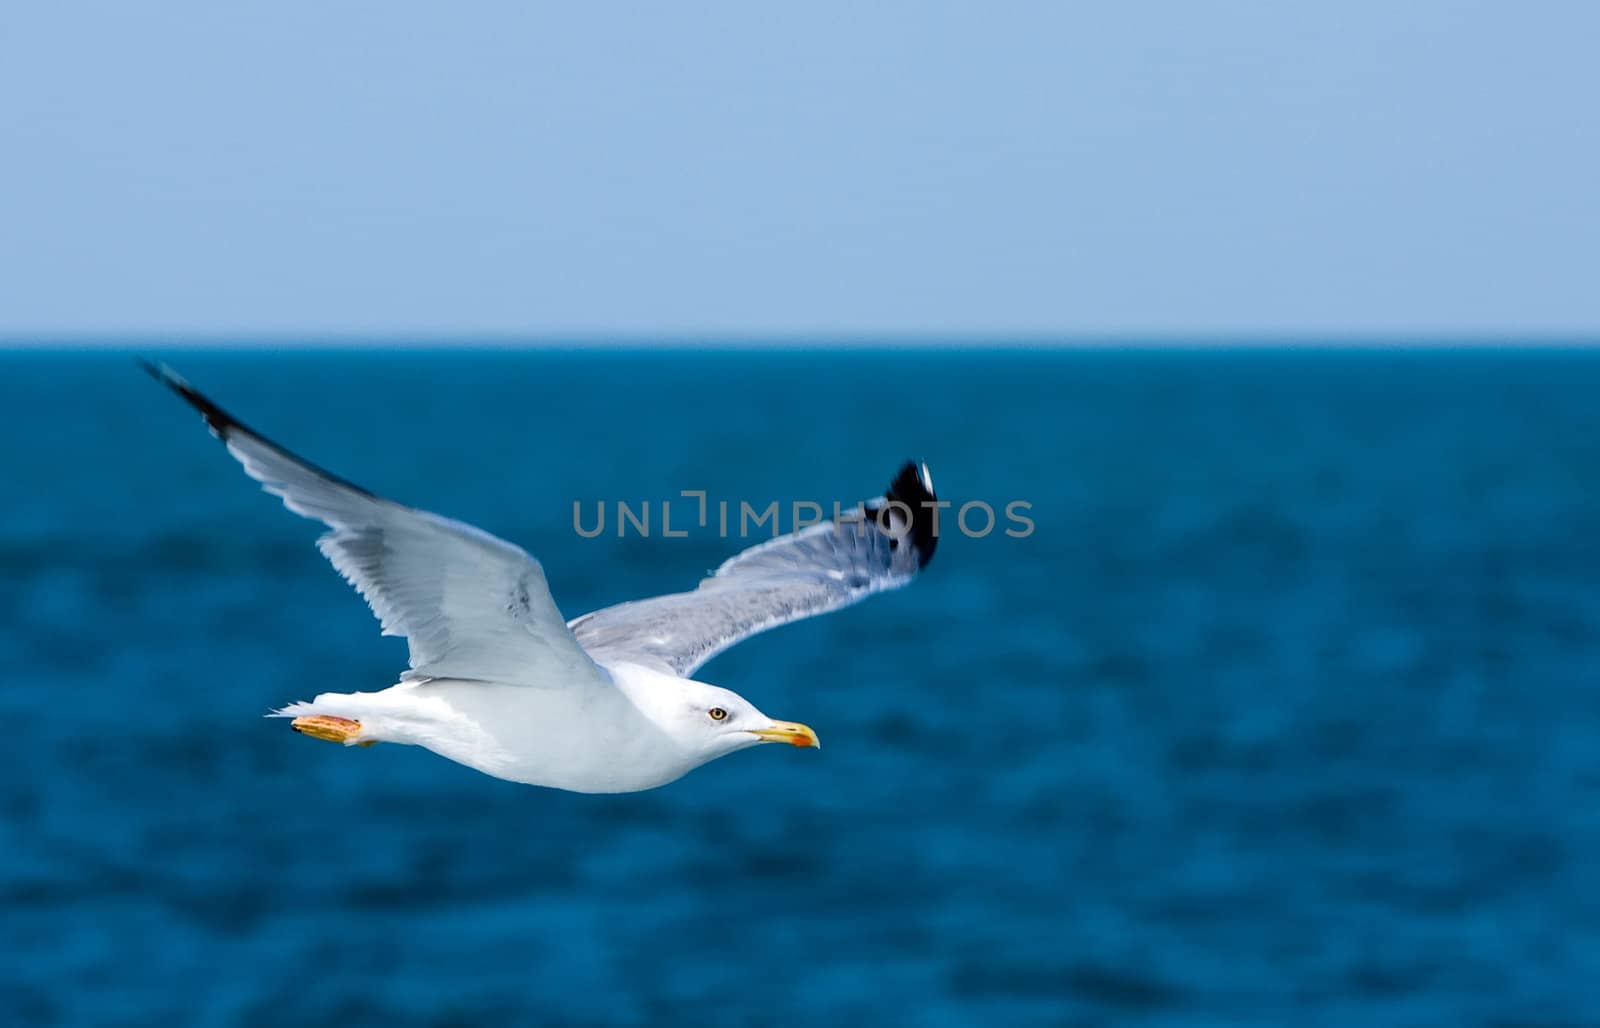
[638,677,821,762]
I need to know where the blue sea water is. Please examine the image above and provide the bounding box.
[5,348,1600,1026]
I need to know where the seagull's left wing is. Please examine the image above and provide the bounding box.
[570,462,938,677]
[145,363,604,688]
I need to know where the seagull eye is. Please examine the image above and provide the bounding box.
[708,707,728,722]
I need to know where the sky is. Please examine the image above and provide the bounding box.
[2,1,1597,342]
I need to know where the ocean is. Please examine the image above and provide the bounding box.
[4,348,1599,1025]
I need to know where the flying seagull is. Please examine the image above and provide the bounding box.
[144,363,938,793]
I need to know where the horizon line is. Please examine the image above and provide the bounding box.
[4,332,1600,351]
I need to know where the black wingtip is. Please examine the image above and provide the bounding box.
[139,359,240,438]
[884,460,939,568]
[141,360,384,501]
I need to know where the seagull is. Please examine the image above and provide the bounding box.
[144,363,938,793]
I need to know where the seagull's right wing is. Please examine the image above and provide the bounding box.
[569,462,938,678]
[145,363,604,688]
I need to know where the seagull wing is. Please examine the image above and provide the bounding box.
[146,363,604,687]
[569,462,938,677]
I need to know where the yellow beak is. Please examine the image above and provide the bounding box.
[750,720,821,749]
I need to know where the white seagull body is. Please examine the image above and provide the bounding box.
[146,364,938,793]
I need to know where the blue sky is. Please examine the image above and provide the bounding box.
[2,2,1597,341]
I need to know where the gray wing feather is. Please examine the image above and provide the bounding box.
[570,463,937,677]
[148,363,602,687]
